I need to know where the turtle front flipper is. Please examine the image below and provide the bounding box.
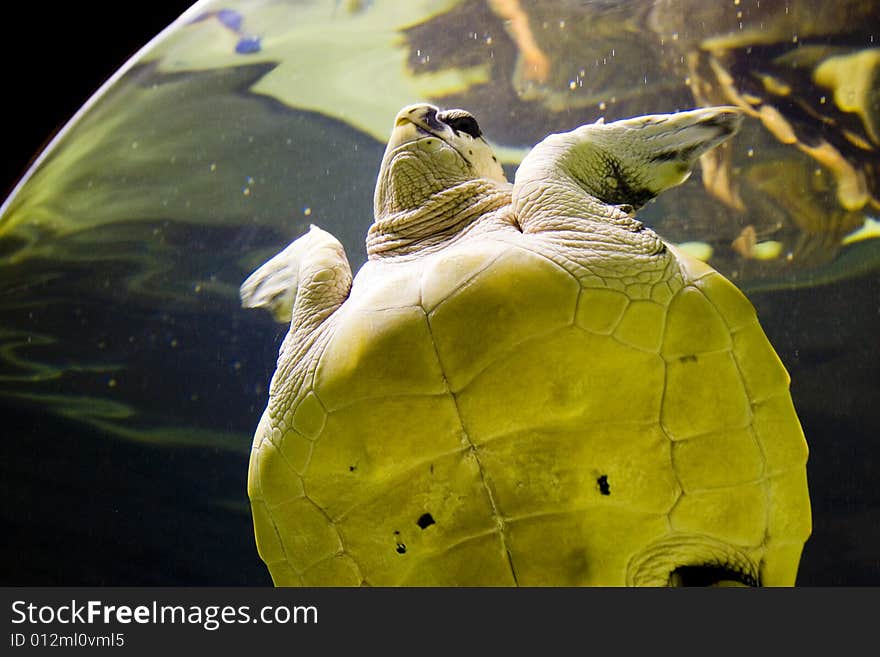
[513,107,743,230]
[240,225,353,326]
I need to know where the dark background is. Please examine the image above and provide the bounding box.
[3,2,196,200]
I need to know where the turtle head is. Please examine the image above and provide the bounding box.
[517,106,743,211]
[374,103,507,220]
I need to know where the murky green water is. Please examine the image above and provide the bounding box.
[1,0,878,584]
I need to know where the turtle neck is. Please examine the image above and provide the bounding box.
[367,178,511,258]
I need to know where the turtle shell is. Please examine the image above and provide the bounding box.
[247,233,810,586]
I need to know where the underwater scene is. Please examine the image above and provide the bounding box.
[1,0,878,585]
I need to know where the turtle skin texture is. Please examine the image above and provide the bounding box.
[244,106,811,587]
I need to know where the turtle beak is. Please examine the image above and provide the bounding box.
[384,104,440,153]
[394,103,444,130]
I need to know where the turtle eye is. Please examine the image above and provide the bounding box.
[439,111,482,139]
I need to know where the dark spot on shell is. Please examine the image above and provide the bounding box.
[417,513,435,529]
[679,354,698,363]
[597,474,611,496]
[348,465,357,472]
[396,543,407,554]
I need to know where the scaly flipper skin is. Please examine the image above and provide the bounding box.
[242,104,810,587]
[240,225,351,323]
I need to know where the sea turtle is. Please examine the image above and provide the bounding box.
[240,103,811,586]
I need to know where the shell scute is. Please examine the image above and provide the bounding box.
[760,543,807,587]
[305,395,463,518]
[255,438,305,507]
[419,240,508,312]
[732,321,792,403]
[761,467,812,586]
[477,423,679,518]
[662,351,752,439]
[336,449,500,585]
[264,561,302,587]
[279,431,313,476]
[694,271,757,332]
[671,428,765,492]
[613,299,666,352]
[399,533,515,586]
[251,499,286,566]
[751,394,809,475]
[575,287,629,334]
[766,468,812,543]
[301,554,362,587]
[669,482,767,547]
[505,508,669,586]
[349,260,423,310]
[457,327,666,440]
[269,497,342,572]
[662,286,732,358]
[650,281,674,304]
[292,392,327,439]
[314,306,447,410]
[427,247,579,392]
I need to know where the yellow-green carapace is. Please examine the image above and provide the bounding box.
[241,104,811,586]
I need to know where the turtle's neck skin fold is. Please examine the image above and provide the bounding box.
[507,149,676,292]
[367,178,511,258]
[366,168,665,262]
[510,134,668,258]
[508,172,677,293]
[511,171,667,258]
